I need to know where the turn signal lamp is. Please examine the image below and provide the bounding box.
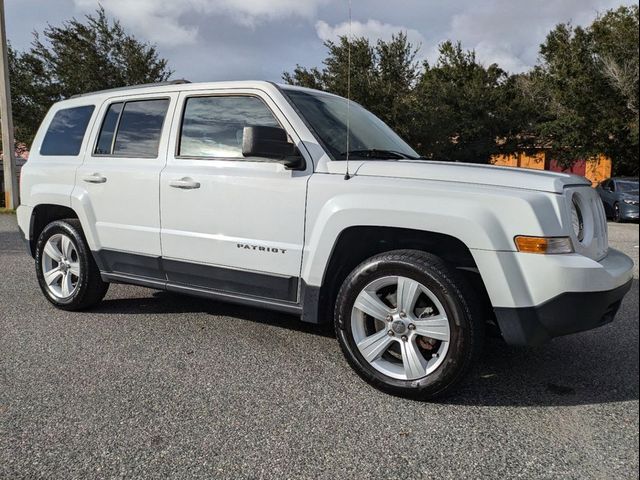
[514,236,573,254]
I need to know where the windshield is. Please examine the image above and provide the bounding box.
[617,180,639,193]
[282,88,419,160]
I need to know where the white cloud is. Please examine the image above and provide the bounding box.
[213,0,330,24]
[315,19,425,49]
[73,0,331,46]
[472,42,531,72]
[442,0,627,72]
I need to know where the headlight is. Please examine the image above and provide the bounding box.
[571,197,585,242]
[623,199,638,205]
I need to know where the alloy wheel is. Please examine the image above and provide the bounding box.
[41,233,81,299]
[350,275,450,380]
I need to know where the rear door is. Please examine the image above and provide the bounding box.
[159,89,312,302]
[75,93,177,279]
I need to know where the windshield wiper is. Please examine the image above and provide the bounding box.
[339,149,418,160]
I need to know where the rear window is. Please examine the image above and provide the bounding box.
[95,99,169,157]
[40,105,95,156]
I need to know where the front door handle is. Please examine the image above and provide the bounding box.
[82,173,107,184]
[169,177,201,190]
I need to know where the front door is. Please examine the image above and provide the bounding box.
[75,93,177,278]
[597,179,615,216]
[159,90,311,302]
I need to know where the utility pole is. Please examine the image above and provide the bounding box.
[0,0,18,209]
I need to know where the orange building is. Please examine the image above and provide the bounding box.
[491,152,612,186]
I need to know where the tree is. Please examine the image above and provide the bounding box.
[5,7,172,147]
[284,6,638,174]
[6,43,55,149]
[523,5,639,175]
[283,33,421,141]
[284,37,533,163]
[415,41,533,162]
[591,6,639,152]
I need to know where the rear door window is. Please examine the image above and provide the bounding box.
[94,103,123,154]
[94,98,169,157]
[40,105,95,156]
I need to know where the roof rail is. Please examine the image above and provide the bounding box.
[69,79,191,99]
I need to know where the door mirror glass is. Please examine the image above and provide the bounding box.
[242,126,304,169]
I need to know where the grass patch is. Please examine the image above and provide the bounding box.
[0,207,16,214]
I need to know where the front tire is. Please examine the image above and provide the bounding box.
[35,219,109,310]
[334,250,484,400]
[613,202,623,223]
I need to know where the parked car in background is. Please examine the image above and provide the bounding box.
[596,177,639,222]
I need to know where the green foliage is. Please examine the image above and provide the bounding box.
[283,33,421,142]
[416,42,532,162]
[6,7,172,147]
[283,6,639,174]
[524,5,639,175]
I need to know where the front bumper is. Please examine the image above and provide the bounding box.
[472,247,635,346]
[494,278,633,346]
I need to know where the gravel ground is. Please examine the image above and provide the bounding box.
[1,214,638,479]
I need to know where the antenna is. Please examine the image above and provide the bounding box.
[344,0,352,180]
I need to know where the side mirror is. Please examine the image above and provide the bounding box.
[242,126,304,170]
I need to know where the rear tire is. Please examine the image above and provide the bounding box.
[334,249,484,400]
[35,219,109,311]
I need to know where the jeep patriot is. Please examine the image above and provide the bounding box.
[17,80,634,398]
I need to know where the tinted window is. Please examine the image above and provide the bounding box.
[617,180,638,193]
[112,99,169,157]
[41,105,95,156]
[179,96,280,158]
[94,103,123,154]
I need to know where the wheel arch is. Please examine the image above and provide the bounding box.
[301,225,493,326]
[28,204,80,257]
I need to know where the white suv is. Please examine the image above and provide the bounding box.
[17,80,634,398]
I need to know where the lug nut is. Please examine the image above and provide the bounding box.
[387,330,395,336]
[399,311,406,318]
[401,335,408,342]
[386,315,392,321]
[408,323,416,330]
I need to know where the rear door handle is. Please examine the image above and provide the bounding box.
[82,173,107,184]
[169,177,201,190]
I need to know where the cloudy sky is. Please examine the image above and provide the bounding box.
[6,0,636,82]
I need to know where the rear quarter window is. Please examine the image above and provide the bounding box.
[40,105,95,156]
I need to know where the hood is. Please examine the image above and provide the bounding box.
[622,192,639,200]
[352,160,590,194]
